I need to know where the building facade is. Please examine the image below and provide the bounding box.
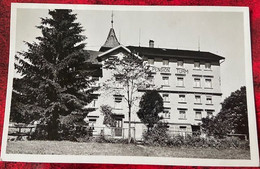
[84,22,224,140]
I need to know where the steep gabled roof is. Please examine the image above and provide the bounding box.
[127,46,225,61]
[99,28,120,52]
[98,45,131,58]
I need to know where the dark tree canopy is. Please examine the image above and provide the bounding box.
[201,86,249,138]
[137,90,163,130]
[11,9,95,140]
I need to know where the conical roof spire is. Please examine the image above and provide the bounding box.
[99,12,120,52]
[111,11,114,28]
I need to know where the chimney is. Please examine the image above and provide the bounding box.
[149,40,154,48]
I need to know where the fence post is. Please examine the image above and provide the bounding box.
[18,127,21,134]
[133,127,136,142]
[122,128,124,139]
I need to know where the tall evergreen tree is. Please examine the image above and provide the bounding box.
[12,9,95,140]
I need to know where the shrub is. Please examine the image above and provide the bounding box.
[93,135,130,144]
[142,122,170,146]
[58,124,92,142]
[30,123,49,140]
[166,135,185,147]
[142,126,249,150]
[31,122,92,142]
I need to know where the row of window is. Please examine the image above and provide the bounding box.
[148,59,212,70]
[162,108,214,120]
[162,76,212,88]
[92,94,213,110]
[113,94,213,110]
[162,94,213,105]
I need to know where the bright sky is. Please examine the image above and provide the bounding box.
[15,6,247,100]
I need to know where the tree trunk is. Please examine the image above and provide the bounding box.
[47,107,59,140]
[128,105,131,143]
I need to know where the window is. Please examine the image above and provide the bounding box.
[115,119,123,128]
[89,119,96,122]
[163,94,170,102]
[179,95,186,103]
[206,96,213,104]
[148,58,154,65]
[179,126,187,136]
[163,109,170,119]
[177,60,184,67]
[206,110,214,118]
[195,95,201,104]
[115,75,124,88]
[92,98,97,108]
[114,96,123,109]
[205,79,212,88]
[162,76,169,86]
[194,78,201,87]
[163,59,169,66]
[88,118,97,127]
[205,62,211,70]
[90,95,98,108]
[194,61,200,69]
[195,111,202,120]
[147,75,154,86]
[179,110,186,119]
[179,126,187,131]
[177,77,184,87]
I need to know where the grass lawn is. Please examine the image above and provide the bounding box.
[6,140,250,159]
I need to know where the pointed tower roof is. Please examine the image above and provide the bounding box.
[99,12,120,52]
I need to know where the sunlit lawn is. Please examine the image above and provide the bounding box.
[6,140,250,159]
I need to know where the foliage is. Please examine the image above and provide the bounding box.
[137,90,163,130]
[142,122,170,146]
[102,52,153,143]
[58,113,92,141]
[100,105,116,127]
[12,9,96,140]
[201,116,226,139]
[94,135,130,144]
[10,79,43,124]
[143,130,249,150]
[201,86,249,137]
[31,114,92,141]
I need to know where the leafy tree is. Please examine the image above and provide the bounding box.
[102,52,154,143]
[12,9,95,140]
[137,90,163,131]
[100,105,116,127]
[201,86,249,138]
[201,116,227,138]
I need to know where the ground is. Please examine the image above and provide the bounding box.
[6,140,250,159]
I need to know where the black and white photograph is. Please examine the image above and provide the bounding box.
[1,3,259,166]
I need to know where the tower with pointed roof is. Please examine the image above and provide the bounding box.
[99,12,120,52]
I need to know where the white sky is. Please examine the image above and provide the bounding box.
[15,7,247,100]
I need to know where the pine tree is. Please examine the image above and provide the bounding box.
[12,9,95,140]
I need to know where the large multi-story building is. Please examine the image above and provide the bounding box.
[85,20,225,140]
